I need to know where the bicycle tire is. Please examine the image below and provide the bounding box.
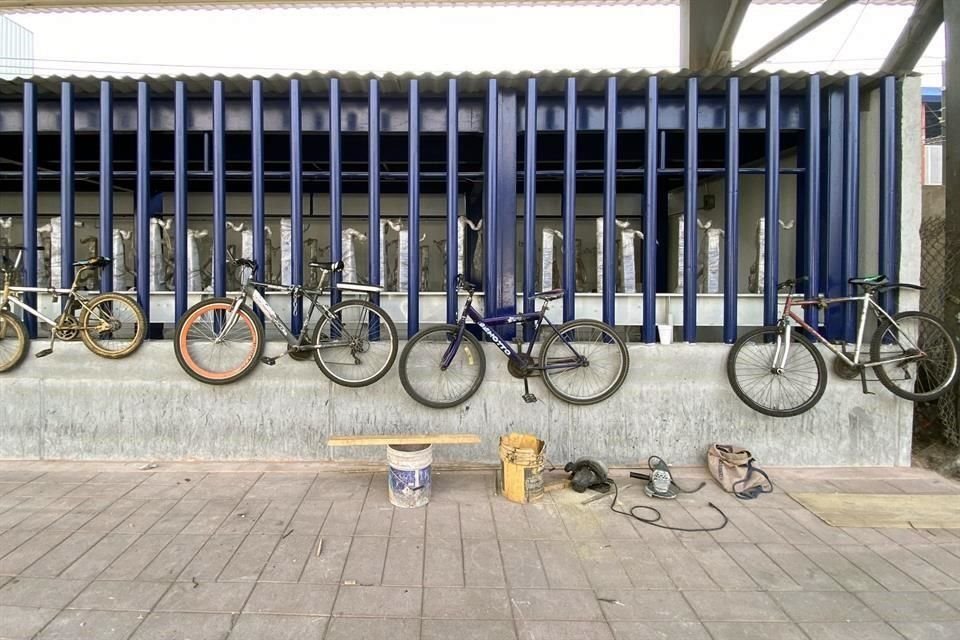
[78,293,146,359]
[727,326,827,418]
[399,324,486,408]
[871,311,958,403]
[539,319,629,405]
[0,310,28,373]
[311,299,398,387]
[174,297,264,385]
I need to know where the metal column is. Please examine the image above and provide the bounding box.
[491,86,518,335]
[329,78,342,304]
[61,82,75,293]
[878,75,898,315]
[136,82,150,325]
[99,81,114,294]
[821,88,846,339]
[407,79,420,335]
[290,80,304,334]
[523,79,537,336]
[22,82,37,337]
[251,79,266,299]
[843,75,860,342]
[643,76,659,343]
[174,81,188,319]
[802,75,821,329]
[602,77,617,327]
[446,79,459,323]
[562,78,576,322]
[764,76,781,327]
[367,79,380,296]
[683,77,698,341]
[212,81,226,299]
[723,77,740,343]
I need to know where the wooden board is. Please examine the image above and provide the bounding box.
[327,434,481,447]
[791,493,960,529]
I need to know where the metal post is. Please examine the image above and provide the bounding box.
[61,82,75,294]
[446,79,459,324]
[212,81,226,299]
[136,82,150,326]
[822,88,846,339]
[878,75,898,315]
[643,76,659,343]
[764,75,781,327]
[174,81,188,319]
[683,77,698,341]
[329,78,342,305]
[367,79,380,297]
[523,78,537,338]
[723,77,740,343]
[99,81,114,294]
[492,86,518,338]
[843,74,860,342]
[803,75,821,329]
[290,80,304,334]
[408,79,420,335]
[22,82,37,337]
[562,77,576,322]
[602,77,617,327]
[251,79,265,307]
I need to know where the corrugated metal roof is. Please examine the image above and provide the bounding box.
[0,69,898,98]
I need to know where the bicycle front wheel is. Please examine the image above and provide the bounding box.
[399,324,486,408]
[79,293,146,359]
[312,300,398,387]
[871,311,958,402]
[539,319,629,405]
[0,310,28,373]
[174,298,264,385]
[727,326,827,418]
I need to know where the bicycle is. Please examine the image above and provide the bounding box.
[0,247,146,373]
[173,257,398,386]
[727,275,958,418]
[398,275,629,408]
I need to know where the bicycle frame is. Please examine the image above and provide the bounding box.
[1,265,102,331]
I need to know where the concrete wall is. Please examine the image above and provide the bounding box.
[0,340,912,466]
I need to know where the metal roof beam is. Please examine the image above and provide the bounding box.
[733,0,859,72]
[880,0,943,74]
[680,0,752,71]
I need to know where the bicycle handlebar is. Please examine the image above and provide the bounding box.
[456,274,478,293]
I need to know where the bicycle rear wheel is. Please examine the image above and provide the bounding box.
[79,293,146,358]
[0,310,28,373]
[399,324,486,408]
[726,326,827,418]
[174,298,264,385]
[871,311,958,402]
[539,319,629,405]
[312,300,398,387]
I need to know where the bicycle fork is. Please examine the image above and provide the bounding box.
[771,324,793,374]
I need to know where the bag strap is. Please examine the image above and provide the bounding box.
[732,459,774,500]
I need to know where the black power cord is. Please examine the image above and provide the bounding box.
[607,478,729,532]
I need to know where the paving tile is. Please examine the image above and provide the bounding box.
[216,499,270,536]
[0,529,34,560]
[341,535,388,585]
[795,544,886,591]
[323,617,419,640]
[180,500,238,535]
[319,500,363,536]
[891,621,960,640]
[298,535,350,584]
[868,543,960,590]
[872,527,931,546]
[35,609,143,640]
[137,533,208,581]
[720,542,800,591]
[703,622,809,640]
[593,590,697,622]
[500,539,549,588]
[557,503,606,540]
[536,540,591,589]
[649,542,717,590]
[355,503,394,536]
[259,532,316,582]
[382,536,424,586]
[682,542,756,591]
[424,619,518,640]
[228,613,327,640]
[184,473,260,501]
[0,471,43,483]
[38,471,98,484]
[908,544,960,581]
[517,621,615,640]
[509,588,604,621]
[463,538,506,587]
[610,544,674,590]
[590,503,643,540]
[99,533,174,580]
[843,527,898,546]
[68,580,169,611]
[155,580,253,613]
[128,611,234,640]
[749,508,821,545]
[6,483,76,499]
[88,472,151,484]
[423,537,464,587]
[65,483,138,500]
[0,576,89,608]
[430,471,495,503]
[287,500,332,536]
[12,497,87,531]
[77,498,145,533]
[125,480,197,501]
[834,545,926,591]
[936,588,960,609]
[244,473,315,501]
[145,499,207,535]
[723,508,788,544]
[682,591,789,622]
[798,621,907,640]
[425,502,459,538]
[0,605,59,639]
[304,472,371,501]
[422,586,511,619]
[783,508,857,546]
[22,531,106,577]
[756,543,842,590]
[112,500,178,535]
[332,585,421,617]
[178,534,245,582]
[59,533,139,580]
[609,621,711,640]
[771,590,878,622]
[857,591,960,622]
[390,505,426,538]
[244,582,337,615]
[492,501,535,539]
[0,529,73,575]
[218,534,281,581]
[887,478,960,494]
[459,502,497,538]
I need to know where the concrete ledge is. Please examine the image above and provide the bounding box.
[0,340,912,466]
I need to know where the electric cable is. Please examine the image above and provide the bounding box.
[607,478,728,533]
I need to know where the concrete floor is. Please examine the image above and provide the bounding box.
[1,461,959,639]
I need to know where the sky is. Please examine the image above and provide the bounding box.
[2,2,947,85]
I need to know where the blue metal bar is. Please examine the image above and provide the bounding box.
[408,79,420,335]
[643,76,658,343]
[290,79,304,334]
[135,82,150,325]
[174,81,188,319]
[329,78,342,305]
[523,79,537,335]
[492,87,518,339]
[99,81,113,294]
[723,77,740,343]
[843,74,860,342]
[484,81,498,305]
[602,77,617,327]
[802,75,821,329]
[446,79,458,324]
[22,82,37,337]
[367,79,380,296]
[212,81,226,298]
[251,80,266,304]
[822,88,846,339]
[60,82,75,294]
[878,75,898,315]
[683,77,698,342]
[562,77,576,322]
[764,76,781,327]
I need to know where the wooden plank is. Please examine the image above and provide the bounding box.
[791,493,960,529]
[327,434,481,447]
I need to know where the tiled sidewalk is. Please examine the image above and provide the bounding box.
[1,462,960,639]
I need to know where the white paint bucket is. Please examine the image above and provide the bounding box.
[387,444,432,508]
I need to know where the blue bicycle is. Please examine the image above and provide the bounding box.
[398,276,629,408]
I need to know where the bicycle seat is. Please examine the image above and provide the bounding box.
[848,274,887,287]
[309,260,344,273]
[73,256,111,268]
[235,258,258,272]
[531,288,564,301]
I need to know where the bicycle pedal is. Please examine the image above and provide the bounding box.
[260,356,277,366]
[522,393,538,404]
[35,349,53,358]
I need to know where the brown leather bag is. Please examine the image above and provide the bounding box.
[707,444,773,500]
